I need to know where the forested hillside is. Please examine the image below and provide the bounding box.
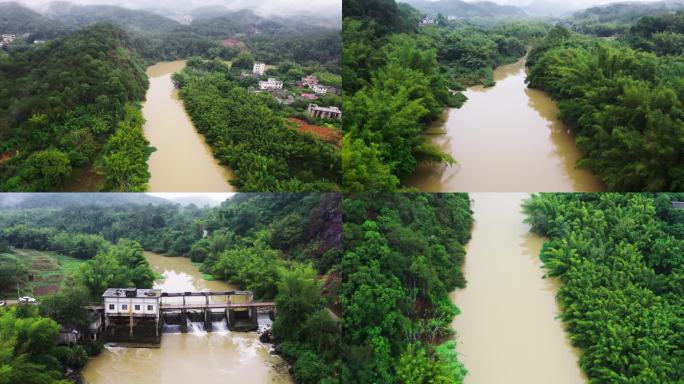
[403,0,527,19]
[570,0,684,36]
[0,192,169,209]
[343,0,544,191]
[0,1,68,38]
[0,2,341,67]
[341,193,473,383]
[188,9,341,69]
[523,193,684,383]
[0,24,152,192]
[0,193,343,382]
[527,24,684,191]
[628,11,684,55]
[46,2,182,33]
[173,59,341,192]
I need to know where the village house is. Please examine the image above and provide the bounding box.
[420,16,436,26]
[311,83,328,96]
[299,93,318,101]
[253,61,266,76]
[327,86,341,96]
[0,34,16,48]
[302,75,318,87]
[258,77,283,91]
[308,104,342,120]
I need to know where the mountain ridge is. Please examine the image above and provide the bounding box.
[401,0,527,18]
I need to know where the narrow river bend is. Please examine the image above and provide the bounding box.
[453,193,586,384]
[143,61,236,192]
[406,59,605,192]
[81,252,291,384]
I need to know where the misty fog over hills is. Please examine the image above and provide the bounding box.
[0,0,341,25]
[402,0,682,17]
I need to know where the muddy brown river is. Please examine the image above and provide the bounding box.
[144,61,236,192]
[453,193,586,384]
[405,59,605,192]
[82,252,291,384]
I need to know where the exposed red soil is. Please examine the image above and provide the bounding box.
[222,39,245,49]
[287,117,341,147]
[0,150,16,163]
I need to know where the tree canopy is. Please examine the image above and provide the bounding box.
[523,193,684,383]
[527,26,684,191]
[0,24,151,192]
[340,193,473,383]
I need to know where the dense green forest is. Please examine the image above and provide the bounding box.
[523,193,684,383]
[527,21,684,191]
[46,3,181,33]
[0,2,70,38]
[172,59,341,191]
[0,193,342,383]
[341,193,473,383]
[187,9,341,71]
[342,0,546,191]
[0,306,82,384]
[0,3,341,69]
[0,24,152,192]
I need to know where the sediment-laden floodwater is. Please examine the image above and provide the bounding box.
[143,61,235,192]
[405,59,604,192]
[452,193,586,384]
[81,252,290,384]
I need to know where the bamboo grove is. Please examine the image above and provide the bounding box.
[523,193,684,383]
[527,18,684,191]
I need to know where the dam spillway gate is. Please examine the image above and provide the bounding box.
[99,288,276,343]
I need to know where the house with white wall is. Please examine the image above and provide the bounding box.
[311,83,328,96]
[253,61,266,76]
[259,78,283,90]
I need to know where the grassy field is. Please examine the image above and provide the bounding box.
[1,249,85,298]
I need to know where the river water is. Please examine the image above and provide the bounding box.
[81,252,291,384]
[453,193,586,384]
[143,61,236,192]
[405,59,604,192]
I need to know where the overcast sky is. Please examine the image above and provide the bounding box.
[8,0,341,18]
[467,0,659,3]
[472,0,661,6]
[147,193,234,206]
